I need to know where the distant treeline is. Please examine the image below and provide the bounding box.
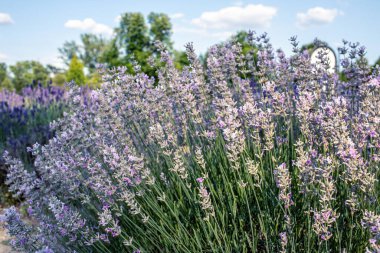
[1,12,379,92]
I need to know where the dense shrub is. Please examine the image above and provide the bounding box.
[0,84,92,206]
[0,85,66,205]
[1,33,379,252]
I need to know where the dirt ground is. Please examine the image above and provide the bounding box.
[0,227,13,253]
[0,207,19,253]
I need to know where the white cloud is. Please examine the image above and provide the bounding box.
[296,7,343,28]
[192,4,277,30]
[0,13,13,24]
[0,53,8,61]
[64,18,113,35]
[170,13,185,19]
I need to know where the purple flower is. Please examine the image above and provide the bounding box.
[349,147,358,158]
[123,177,132,185]
[369,130,376,138]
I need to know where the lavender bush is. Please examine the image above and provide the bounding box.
[0,85,66,205]
[0,85,65,148]
[0,84,93,205]
[1,32,379,252]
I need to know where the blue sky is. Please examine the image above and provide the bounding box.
[0,0,379,68]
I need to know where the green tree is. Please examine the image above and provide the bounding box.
[115,13,149,71]
[80,33,107,73]
[99,38,121,67]
[52,73,67,87]
[173,50,189,70]
[0,63,13,91]
[31,61,49,84]
[57,12,180,76]
[66,55,85,85]
[10,61,33,91]
[115,12,151,73]
[10,61,49,91]
[87,71,102,89]
[148,13,173,50]
[46,64,62,75]
[116,13,149,57]
[59,35,108,73]
[114,12,177,74]
[0,63,7,84]
[58,41,81,66]
[1,77,13,91]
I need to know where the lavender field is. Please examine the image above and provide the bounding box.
[1,1,380,252]
[0,85,66,205]
[0,32,379,253]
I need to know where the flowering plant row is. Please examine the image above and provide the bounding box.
[0,85,66,205]
[0,84,65,149]
[0,85,92,205]
[1,33,379,252]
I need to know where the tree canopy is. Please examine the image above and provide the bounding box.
[0,63,13,90]
[66,55,85,85]
[9,61,49,91]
